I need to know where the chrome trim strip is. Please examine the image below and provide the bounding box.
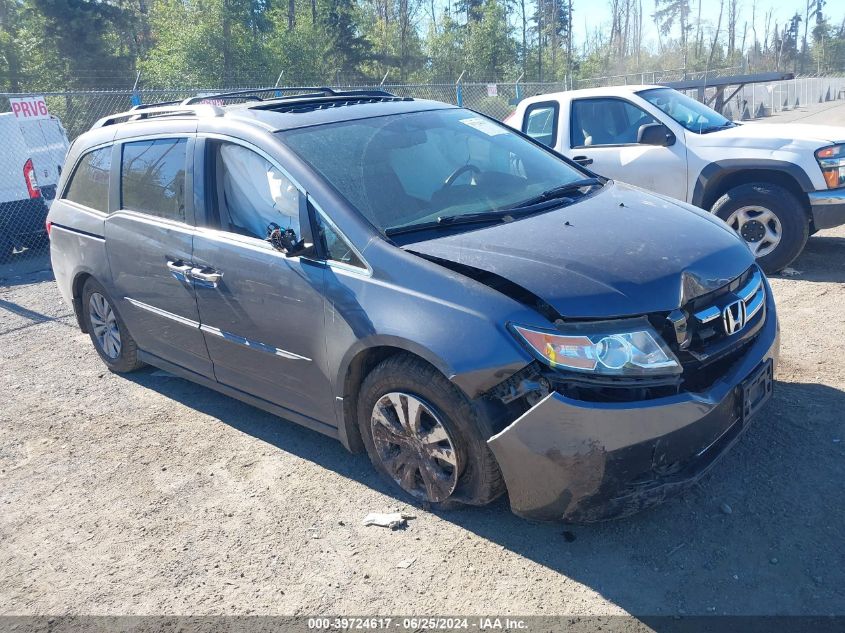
[745,288,765,321]
[124,297,200,328]
[695,305,720,323]
[125,297,311,361]
[199,325,312,361]
[737,269,762,303]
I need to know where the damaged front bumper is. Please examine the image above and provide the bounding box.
[487,291,780,523]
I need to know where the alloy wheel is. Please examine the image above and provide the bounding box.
[725,205,783,258]
[88,292,122,359]
[370,392,460,502]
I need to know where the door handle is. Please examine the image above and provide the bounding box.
[166,259,193,282]
[573,155,593,166]
[190,267,223,288]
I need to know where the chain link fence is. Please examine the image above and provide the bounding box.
[1,74,844,264]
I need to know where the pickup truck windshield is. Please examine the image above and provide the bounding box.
[639,87,735,134]
[278,108,588,234]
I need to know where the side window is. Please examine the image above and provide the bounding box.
[121,138,187,221]
[522,103,558,147]
[571,99,657,147]
[315,211,365,269]
[62,147,111,212]
[211,141,300,240]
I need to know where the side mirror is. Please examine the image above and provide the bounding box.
[266,223,314,257]
[637,123,676,147]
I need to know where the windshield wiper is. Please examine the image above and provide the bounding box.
[385,178,604,238]
[385,210,518,237]
[699,121,736,134]
[505,177,604,211]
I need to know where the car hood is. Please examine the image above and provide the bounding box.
[405,181,755,319]
[694,122,845,149]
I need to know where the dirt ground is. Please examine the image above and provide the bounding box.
[1,102,845,619]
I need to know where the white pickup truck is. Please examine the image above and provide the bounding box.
[504,85,845,272]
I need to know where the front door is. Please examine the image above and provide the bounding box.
[105,136,214,378]
[567,97,688,201]
[191,137,336,426]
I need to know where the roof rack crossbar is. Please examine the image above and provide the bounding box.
[180,86,341,105]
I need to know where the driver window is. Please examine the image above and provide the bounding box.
[571,99,657,147]
[212,141,300,239]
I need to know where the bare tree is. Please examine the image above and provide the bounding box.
[707,0,725,71]
[727,0,739,58]
[801,0,811,73]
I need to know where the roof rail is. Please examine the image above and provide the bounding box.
[130,99,184,111]
[92,103,224,128]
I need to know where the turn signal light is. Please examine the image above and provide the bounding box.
[823,169,842,189]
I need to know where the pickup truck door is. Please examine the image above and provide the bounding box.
[562,96,688,202]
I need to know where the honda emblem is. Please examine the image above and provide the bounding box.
[722,299,747,335]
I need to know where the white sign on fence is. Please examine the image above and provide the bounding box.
[8,96,50,120]
[486,83,498,97]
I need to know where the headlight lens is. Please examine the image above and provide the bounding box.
[511,321,681,376]
[815,144,845,189]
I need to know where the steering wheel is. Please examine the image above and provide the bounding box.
[443,164,481,188]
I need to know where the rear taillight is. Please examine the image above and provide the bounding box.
[23,158,41,199]
[45,220,52,237]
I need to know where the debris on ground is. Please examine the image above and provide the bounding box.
[362,512,414,529]
[720,502,733,515]
[780,267,802,277]
[396,558,416,569]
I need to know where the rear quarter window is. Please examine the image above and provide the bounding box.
[62,147,111,213]
[121,138,187,221]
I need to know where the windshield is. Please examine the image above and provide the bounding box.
[639,87,735,133]
[278,108,588,234]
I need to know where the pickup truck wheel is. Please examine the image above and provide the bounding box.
[712,183,808,274]
[81,278,144,373]
[357,354,504,509]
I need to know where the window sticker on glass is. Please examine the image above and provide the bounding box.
[460,117,507,136]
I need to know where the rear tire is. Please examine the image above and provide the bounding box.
[357,354,504,509]
[81,278,144,373]
[711,182,809,274]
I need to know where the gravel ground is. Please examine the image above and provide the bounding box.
[1,102,845,619]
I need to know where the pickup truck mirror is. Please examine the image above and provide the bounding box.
[638,123,676,147]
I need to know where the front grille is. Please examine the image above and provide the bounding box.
[664,265,766,392]
[689,268,765,349]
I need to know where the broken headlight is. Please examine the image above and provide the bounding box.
[510,319,681,376]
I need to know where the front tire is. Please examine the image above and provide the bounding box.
[711,182,809,274]
[357,354,504,509]
[81,278,144,373]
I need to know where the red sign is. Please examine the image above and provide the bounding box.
[9,96,50,120]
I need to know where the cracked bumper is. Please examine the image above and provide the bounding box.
[487,291,780,523]
[809,189,845,230]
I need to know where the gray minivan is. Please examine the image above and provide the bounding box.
[48,89,779,522]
